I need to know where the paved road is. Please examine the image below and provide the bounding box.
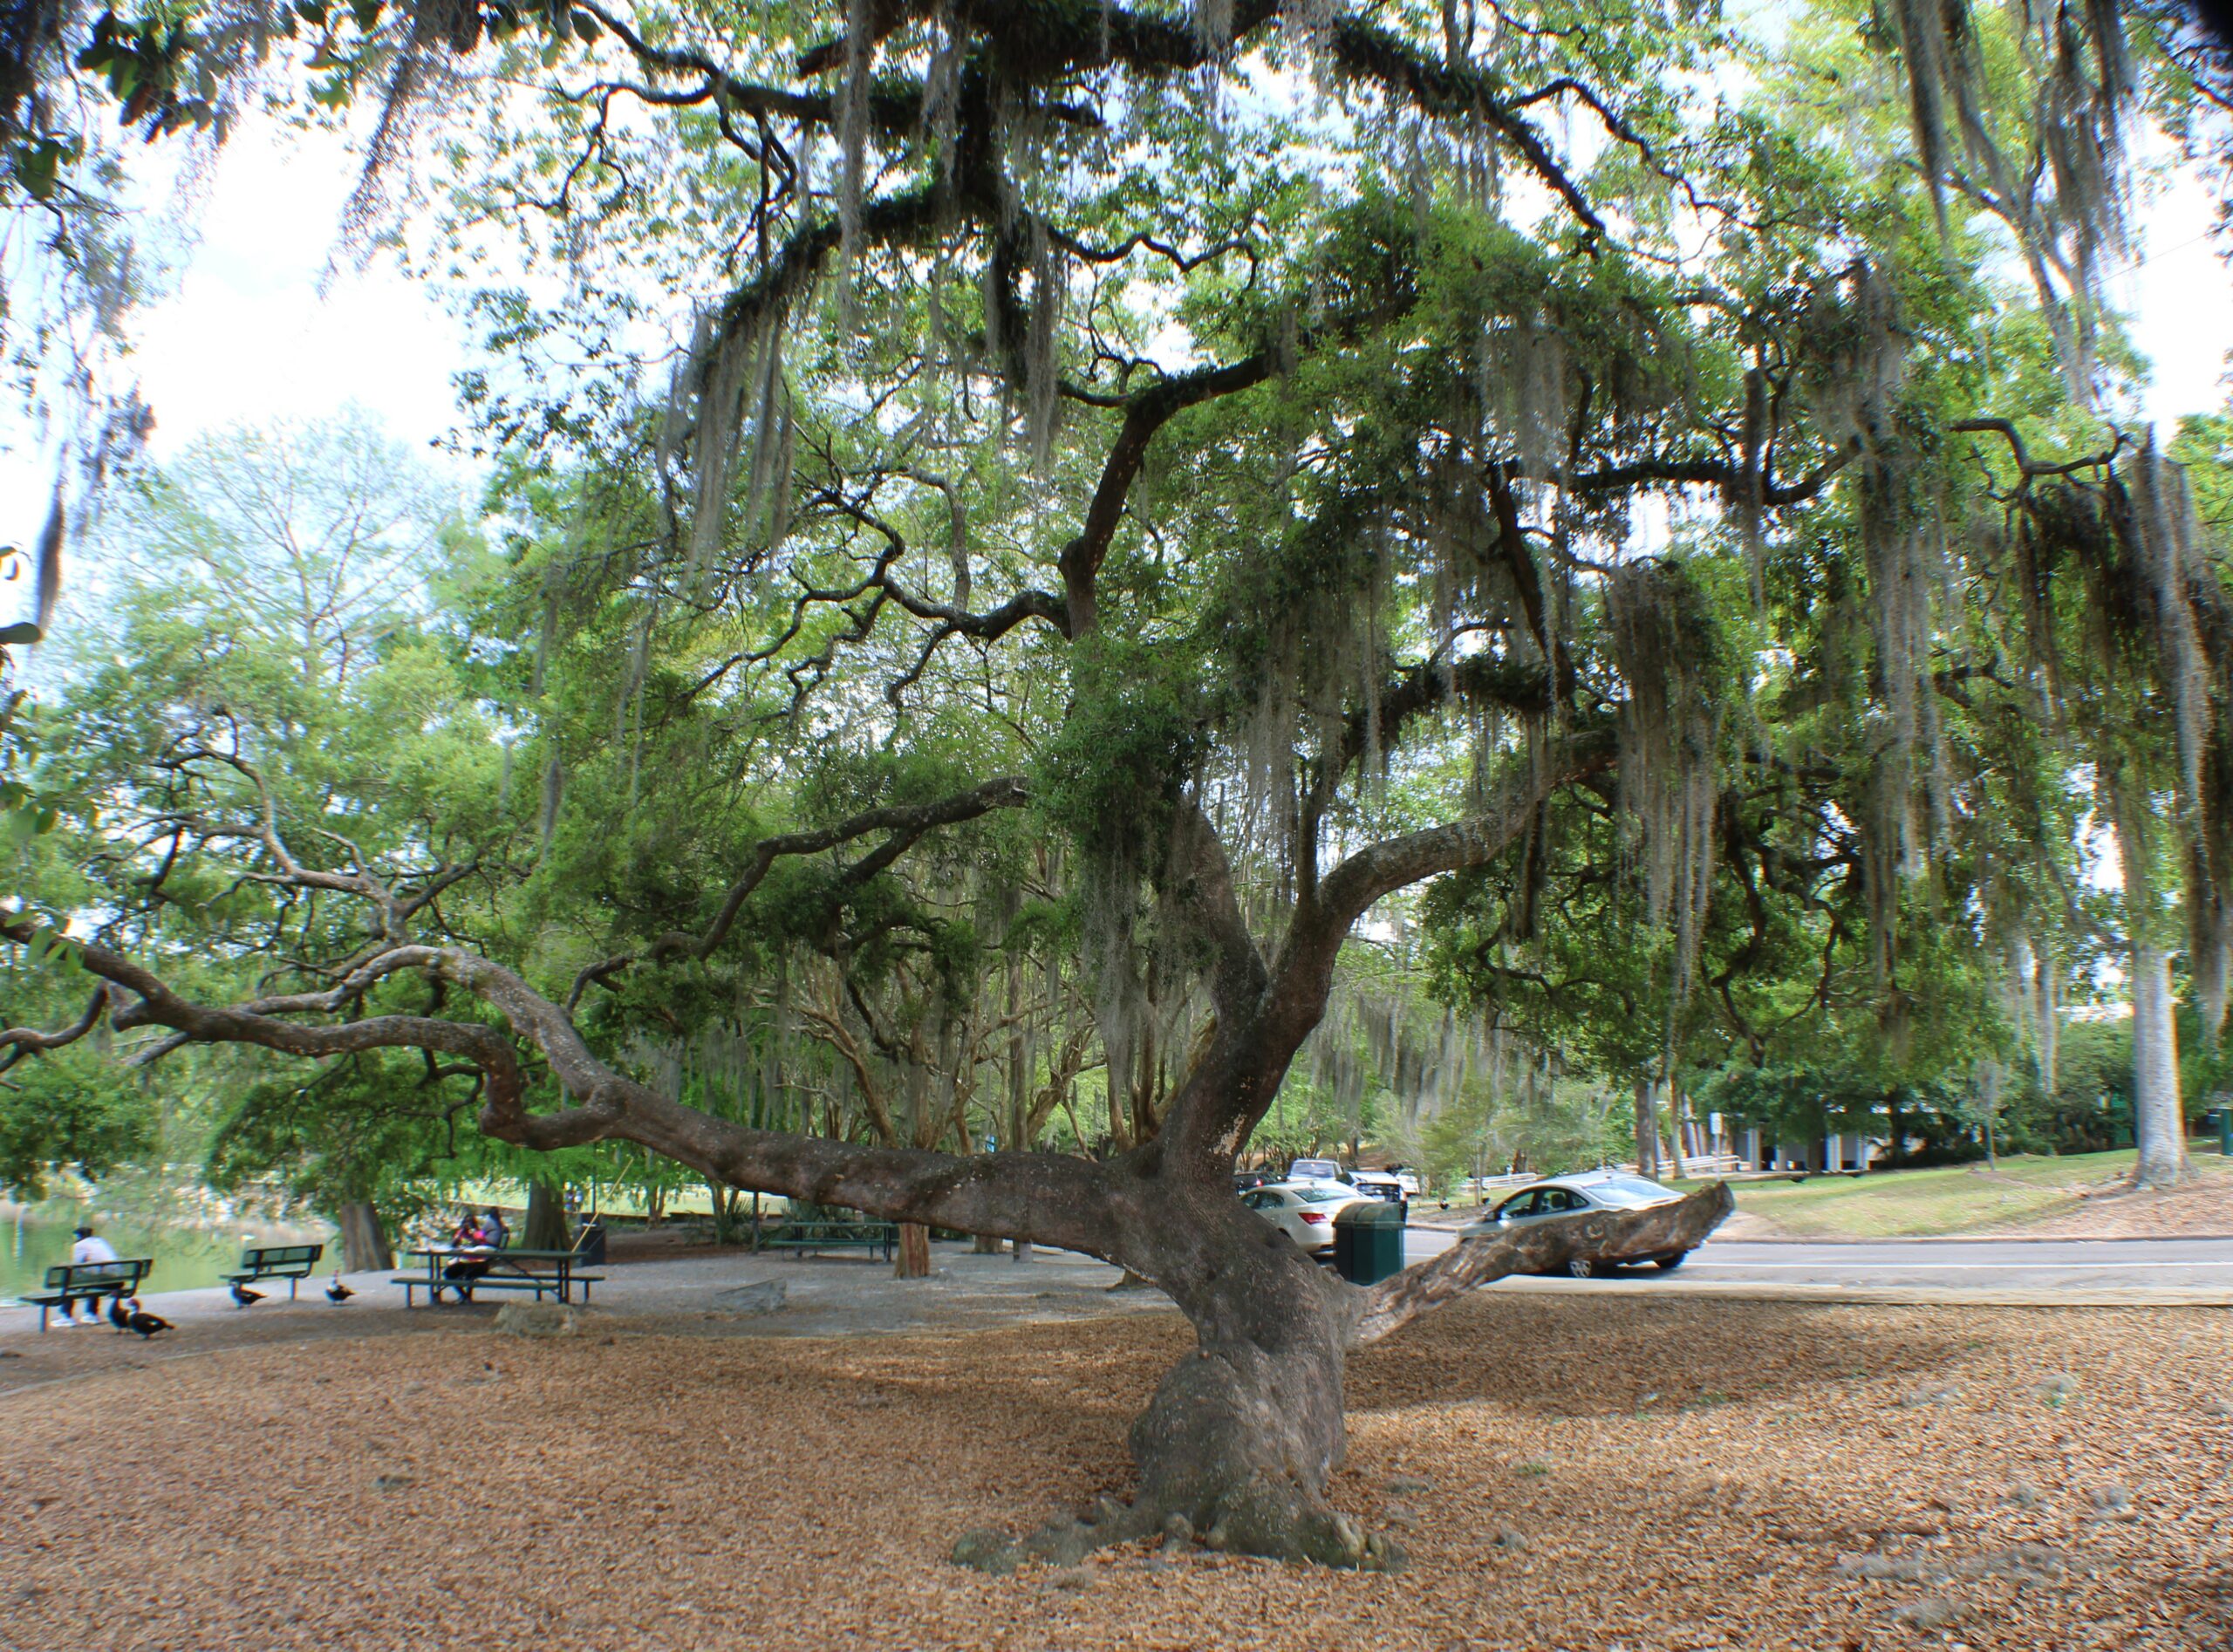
[1398,1228,2233,1298]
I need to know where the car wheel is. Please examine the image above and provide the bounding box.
[1652,1252,1689,1273]
[1566,1257,1595,1280]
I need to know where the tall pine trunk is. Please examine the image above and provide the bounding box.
[2116,792,2195,1191]
[2129,940,2194,1188]
[1633,1075,1660,1179]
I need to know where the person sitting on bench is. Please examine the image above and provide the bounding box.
[438,1212,496,1302]
[57,1225,120,1325]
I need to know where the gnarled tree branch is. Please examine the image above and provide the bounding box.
[1349,1183,1736,1344]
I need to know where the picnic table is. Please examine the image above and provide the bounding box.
[223,1243,324,1300]
[761,1218,898,1261]
[392,1246,604,1307]
[24,1259,154,1331]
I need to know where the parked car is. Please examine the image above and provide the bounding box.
[1349,1168,1405,1204]
[1386,1165,1422,1198]
[1456,1170,1690,1277]
[1287,1157,1350,1185]
[1233,1169,1276,1194]
[1241,1181,1368,1257]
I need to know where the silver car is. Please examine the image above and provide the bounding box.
[1456,1170,1691,1277]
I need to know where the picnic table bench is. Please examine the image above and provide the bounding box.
[24,1259,154,1331]
[393,1246,604,1307]
[761,1219,898,1261]
[223,1243,324,1300]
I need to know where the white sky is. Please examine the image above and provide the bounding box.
[3,96,2231,625]
[127,130,474,461]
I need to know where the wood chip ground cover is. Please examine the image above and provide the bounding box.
[1,1299,2227,1649]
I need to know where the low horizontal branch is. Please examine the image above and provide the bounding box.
[1349,1182,1735,1344]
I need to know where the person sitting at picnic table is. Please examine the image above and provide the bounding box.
[480,1206,510,1249]
[437,1212,495,1302]
[57,1224,121,1325]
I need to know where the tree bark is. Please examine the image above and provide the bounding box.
[2129,939,2195,1189]
[2113,783,2195,1191]
[523,1177,571,1250]
[1634,1075,1660,1179]
[336,1198,393,1273]
[954,1180,1733,1575]
[896,1221,932,1278]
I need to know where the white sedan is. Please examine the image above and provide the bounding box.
[1240,1181,1368,1256]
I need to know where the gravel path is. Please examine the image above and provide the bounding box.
[0,1244,1167,1396]
[3,1295,2227,1650]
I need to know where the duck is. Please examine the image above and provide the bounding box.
[229,1282,265,1307]
[106,1295,132,1333]
[125,1299,171,1339]
[325,1277,354,1304]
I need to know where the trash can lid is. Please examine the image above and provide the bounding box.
[1332,1198,1407,1226]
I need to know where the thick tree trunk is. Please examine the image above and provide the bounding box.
[523,1178,571,1250]
[958,1190,1385,1571]
[336,1198,393,1273]
[1634,1075,1660,1179]
[2114,790,2194,1191]
[2129,940,2195,1190]
[896,1221,932,1278]
[952,1179,1733,1577]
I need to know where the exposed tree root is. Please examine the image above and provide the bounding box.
[953,1475,1403,1575]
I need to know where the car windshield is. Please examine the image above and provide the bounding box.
[1587,1175,1677,1208]
[1296,1187,1352,1204]
[1291,1161,1338,1178]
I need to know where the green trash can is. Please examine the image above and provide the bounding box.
[1332,1200,1408,1285]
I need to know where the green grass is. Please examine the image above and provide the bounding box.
[1670,1149,2233,1239]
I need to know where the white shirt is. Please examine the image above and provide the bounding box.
[70,1235,120,1265]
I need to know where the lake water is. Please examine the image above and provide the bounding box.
[0,1211,332,1304]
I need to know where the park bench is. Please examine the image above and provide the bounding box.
[223,1243,324,1300]
[761,1217,898,1261]
[23,1259,154,1331]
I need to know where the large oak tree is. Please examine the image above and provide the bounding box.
[7,0,2233,1570]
